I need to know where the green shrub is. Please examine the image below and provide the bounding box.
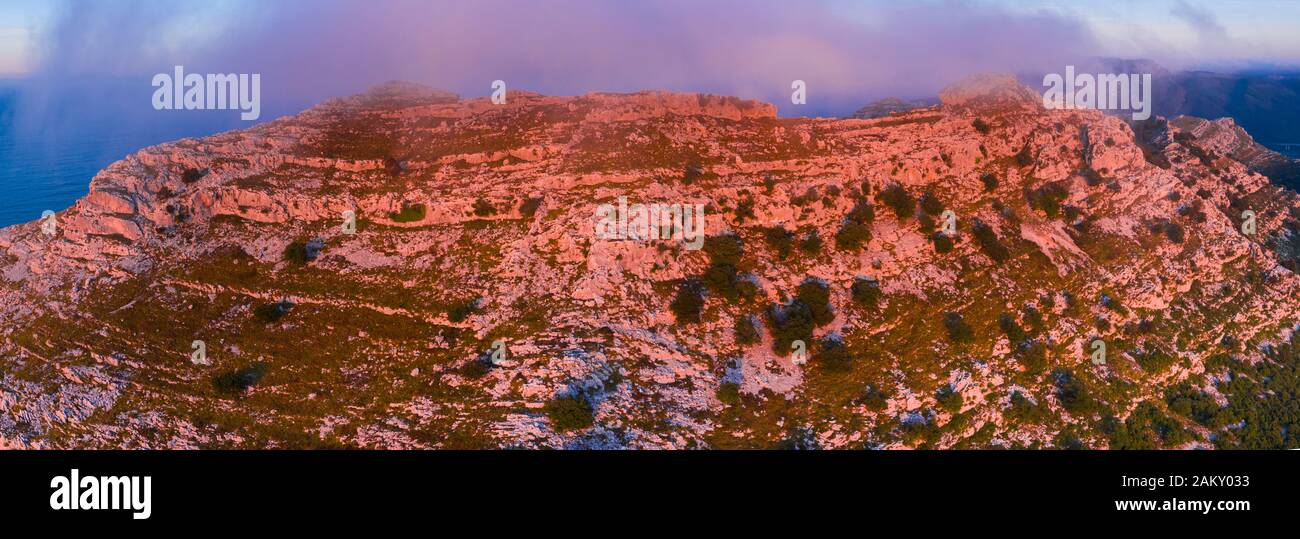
[390,203,427,222]
[1081,166,1104,186]
[999,312,1026,343]
[717,382,741,405]
[1006,391,1047,424]
[935,384,963,414]
[1022,305,1044,332]
[980,171,999,191]
[971,219,1010,261]
[876,182,915,219]
[817,335,853,371]
[919,191,945,216]
[1133,342,1177,374]
[670,278,706,324]
[1164,382,1221,427]
[943,311,974,343]
[519,197,544,218]
[282,241,310,265]
[1026,181,1069,218]
[181,167,208,184]
[1108,401,1191,449]
[447,297,481,323]
[763,227,794,260]
[254,300,295,323]
[703,234,744,266]
[850,277,881,308]
[1015,145,1033,167]
[972,118,991,134]
[1053,369,1097,417]
[702,263,741,300]
[857,384,889,411]
[796,278,834,326]
[835,221,871,251]
[766,300,815,354]
[1098,290,1127,314]
[932,232,954,253]
[682,162,704,185]
[472,198,497,217]
[544,394,595,431]
[733,196,756,224]
[798,230,823,255]
[734,315,761,345]
[1017,339,1048,373]
[1164,221,1186,243]
[846,199,875,225]
[213,363,267,395]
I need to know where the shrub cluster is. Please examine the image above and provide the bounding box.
[943,311,974,343]
[876,182,915,219]
[970,219,1010,261]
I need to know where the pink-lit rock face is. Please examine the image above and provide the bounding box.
[1,76,1298,449]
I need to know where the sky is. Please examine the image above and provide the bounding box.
[2,0,1300,114]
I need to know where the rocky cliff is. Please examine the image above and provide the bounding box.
[2,76,1298,449]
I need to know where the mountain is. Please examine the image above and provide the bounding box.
[849,97,939,119]
[1167,115,1300,191]
[1020,59,1300,155]
[2,76,1299,449]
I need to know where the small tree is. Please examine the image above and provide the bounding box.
[254,300,295,323]
[717,382,741,405]
[763,227,794,260]
[835,221,871,251]
[919,191,945,216]
[734,314,761,345]
[798,230,823,256]
[703,234,744,266]
[472,198,497,217]
[931,232,954,253]
[980,171,999,191]
[282,240,310,265]
[971,219,1010,262]
[796,278,834,326]
[943,311,974,343]
[670,278,706,324]
[766,300,815,354]
[817,335,853,372]
[876,182,915,219]
[935,384,963,414]
[850,277,881,308]
[544,394,595,431]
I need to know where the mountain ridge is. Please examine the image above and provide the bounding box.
[2,75,1299,449]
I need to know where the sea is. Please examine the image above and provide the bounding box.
[0,78,304,228]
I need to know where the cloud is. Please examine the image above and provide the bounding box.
[19,0,1109,118]
[1169,0,1228,42]
[0,27,30,75]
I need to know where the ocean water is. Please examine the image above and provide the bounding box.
[0,79,305,229]
[0,115,158,229]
